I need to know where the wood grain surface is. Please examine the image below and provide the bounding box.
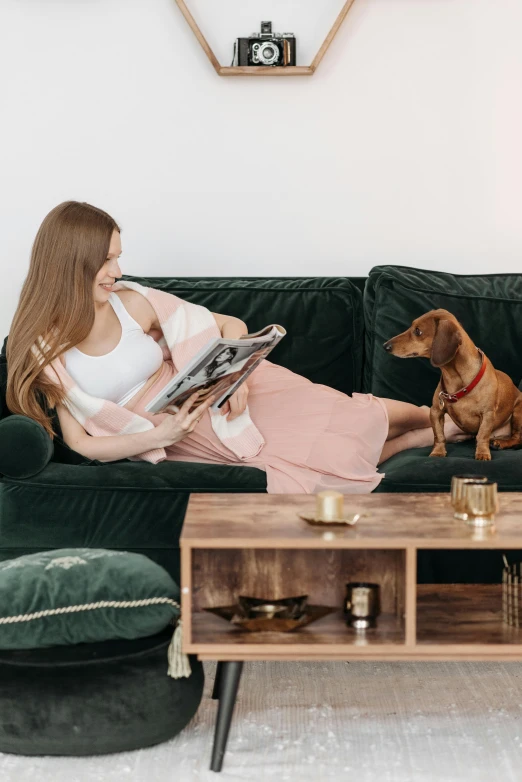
[219,67,314,76]
[182,493,522,548]
[416,584,522,645]
[190,610,405,648]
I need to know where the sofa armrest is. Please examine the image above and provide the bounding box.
[0,415,53,479]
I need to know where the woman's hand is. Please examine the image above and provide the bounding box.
[220,382,249,421]
[152,391,216,448]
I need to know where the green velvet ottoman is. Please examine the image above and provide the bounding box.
[0,627,204,755]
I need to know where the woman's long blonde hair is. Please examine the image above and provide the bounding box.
[6,201,121,440]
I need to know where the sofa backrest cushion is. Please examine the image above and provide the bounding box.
[122,276,365,395]
[364,265,522,406]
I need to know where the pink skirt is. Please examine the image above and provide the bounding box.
[131,359,389,494]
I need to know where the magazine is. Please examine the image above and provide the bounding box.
[144,324,286,414]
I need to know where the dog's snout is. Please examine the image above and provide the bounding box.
[383,341,393,353]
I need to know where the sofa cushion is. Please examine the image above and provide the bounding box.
[1,276,364,396]
[121,275,365,396]
[378,440,522,492]
[364,265,522,405]
[0,548,180,650]
[0,461,267,582]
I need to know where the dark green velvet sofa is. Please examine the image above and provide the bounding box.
[2,265,522,584]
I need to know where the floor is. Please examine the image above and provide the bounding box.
[2,660,522,782]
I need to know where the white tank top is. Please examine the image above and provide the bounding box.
[64,292,164,406]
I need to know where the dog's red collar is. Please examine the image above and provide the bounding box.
[439,348,486,404]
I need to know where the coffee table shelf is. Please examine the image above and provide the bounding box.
[416,584,522,646]
[191,610,405,653]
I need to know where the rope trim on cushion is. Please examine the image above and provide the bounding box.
[0,597,181,624]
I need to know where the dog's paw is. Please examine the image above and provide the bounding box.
[475,451,492,461]
[429,447,447,458]
[490,438,503,450]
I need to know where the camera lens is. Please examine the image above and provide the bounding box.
[257,42,279,64]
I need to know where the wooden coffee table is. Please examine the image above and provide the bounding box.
[180,492,522,772]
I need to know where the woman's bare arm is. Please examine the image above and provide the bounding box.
[56,403,162,463]
[212,312,248,338]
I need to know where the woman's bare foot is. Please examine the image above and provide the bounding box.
[443,417,474,443]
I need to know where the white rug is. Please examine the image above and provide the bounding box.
[1,660,522,782]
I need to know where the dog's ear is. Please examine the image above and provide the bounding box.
[431,319,462,367]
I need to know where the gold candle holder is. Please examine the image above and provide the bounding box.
[461,480,498,527]
[298,491,363,526]
[316,491,344,521]
[451,475,488,521]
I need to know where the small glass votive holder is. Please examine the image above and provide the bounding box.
[461,480,499,527]
[344,582,381,629]
[451,474,488,521]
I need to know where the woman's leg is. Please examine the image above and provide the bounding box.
[380,398,477,441]
[378,427,436,465]
[380,398,432,440]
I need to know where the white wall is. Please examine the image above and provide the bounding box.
[1,0,521,339]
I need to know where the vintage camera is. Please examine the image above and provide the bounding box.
[233,21,296,67]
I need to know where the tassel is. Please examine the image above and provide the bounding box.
[167,619,192,679]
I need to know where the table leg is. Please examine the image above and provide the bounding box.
[210,661,244,772]
[211,661,223,700]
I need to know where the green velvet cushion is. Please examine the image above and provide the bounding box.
[0,627,204,755]
[379,441,522,492]
[364,265,522,404]
[122,275,365,395]
[0,415,53,478]
[1,276,364,398]
[0,548,180,650]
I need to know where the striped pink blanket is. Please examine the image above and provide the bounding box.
[35,281,265,463]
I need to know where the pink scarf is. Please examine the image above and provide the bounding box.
[34,281,265,463]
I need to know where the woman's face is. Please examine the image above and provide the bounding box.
[93,230,122,305]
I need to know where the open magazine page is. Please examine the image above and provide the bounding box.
[210,343,276,409]
[144,324,285,414]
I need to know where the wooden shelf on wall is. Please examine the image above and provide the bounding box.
[175,0,358,76]
[219,66,314,77]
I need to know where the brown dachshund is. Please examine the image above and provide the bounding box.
[383,309,522,460]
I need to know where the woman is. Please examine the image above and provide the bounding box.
[6,201,482,494]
